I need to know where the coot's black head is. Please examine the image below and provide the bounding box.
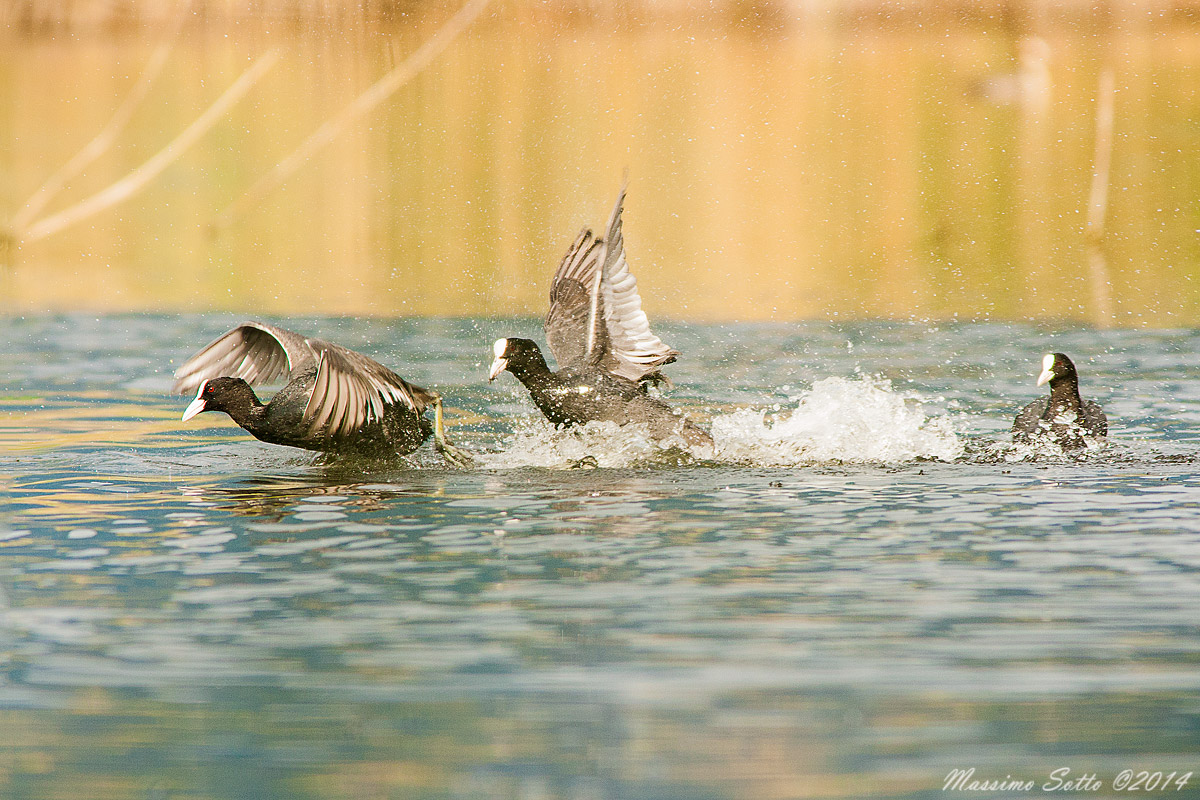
[1036,352,1079,388]
[488,338,547,381]
[182,377,259,421]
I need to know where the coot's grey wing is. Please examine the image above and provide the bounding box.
[172,322,315,395]
[596,183,680,382]
[544,228,607,369]
[303,341,434,438]
[1082,400,1108,438]
[1012,397,1049,438]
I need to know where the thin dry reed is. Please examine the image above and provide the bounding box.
[1086,68,1116,327]
[9,0,194,234]
[212,0,493,231]
[21,53,279,244]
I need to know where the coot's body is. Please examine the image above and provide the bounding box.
[1012,352,1107,449]
[495,338,711,448]
[186,374,433,459]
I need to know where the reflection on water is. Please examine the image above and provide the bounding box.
[3,314,1200,798]
[6,22,1200,324]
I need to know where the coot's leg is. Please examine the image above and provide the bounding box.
[433,395,475,469]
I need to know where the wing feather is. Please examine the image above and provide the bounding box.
[302,342,431,439]
[544,229,605,368]
[333,368,353,437]
[303,353,334,436]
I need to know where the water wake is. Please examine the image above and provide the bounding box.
[970,435,1110,464]
[712,376,963,465]
[478,376,964,469]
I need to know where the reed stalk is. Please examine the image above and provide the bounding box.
[211,0,492,231]
[20,52,278,244]
[10,0,193,234]
[1086,68,1115,327]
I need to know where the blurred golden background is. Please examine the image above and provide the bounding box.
[3,0,1199,324]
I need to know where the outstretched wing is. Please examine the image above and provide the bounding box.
[595,182,679,382]
[302,340,435,438]
[542,184,679,381]
[544,228,606,369]
[172,321,314,395]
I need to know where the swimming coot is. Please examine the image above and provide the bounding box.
[1012,352,1107,448]
[175,322,470,464]
[488,184,713,450]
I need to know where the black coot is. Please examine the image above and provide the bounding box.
[488,184,713,450]
[175,322,469,464]
[1012,352,1107,448]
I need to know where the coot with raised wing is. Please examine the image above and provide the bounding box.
[175,322,470,464]
[488,184,712,450]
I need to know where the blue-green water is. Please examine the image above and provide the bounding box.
[3,314,1200,799]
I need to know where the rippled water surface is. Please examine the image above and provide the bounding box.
[3,314,1200,799]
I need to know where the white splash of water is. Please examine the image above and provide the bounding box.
[985,432,1109,463]
[475,417,695,469]
[479,375,963,469]
[712,376,963,465]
